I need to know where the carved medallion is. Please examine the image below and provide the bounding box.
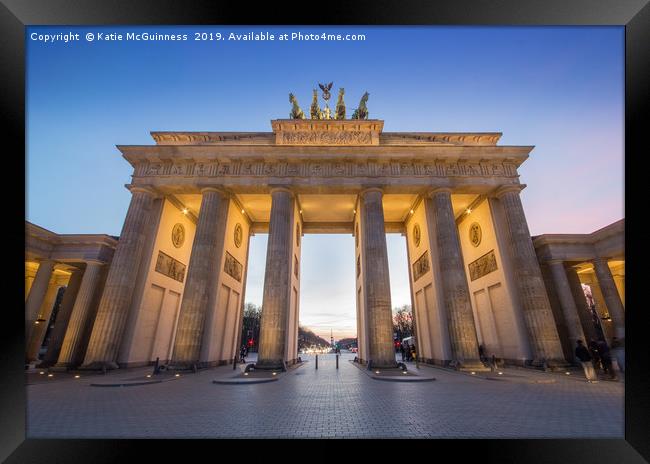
[413,224,421,247]
[469,222,482,247]
[234,223,243,248]
[171,223,185,248]
[469,222,483,246]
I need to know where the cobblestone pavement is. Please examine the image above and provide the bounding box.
[26,353,623,438]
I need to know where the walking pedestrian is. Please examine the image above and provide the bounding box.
[410,344,416,362]
[478,344,486,365]
[575,340,597,382]
[240,345,247,363]
[588,338,602,373]
[610,337,625,374]
[597,339,617,380]
[400,342,405,361]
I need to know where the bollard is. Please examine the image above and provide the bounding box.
[336,354,339,369]
[315,354,318,370]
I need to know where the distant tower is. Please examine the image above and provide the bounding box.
[330,329,334,347]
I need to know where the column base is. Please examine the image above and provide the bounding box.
[366,359,399,370]
[167,361,203,372]
[450,359,492,372]
[253,360,287,371]
[78,361,120,371]
[527,358,571,371]
[49,364,73,372]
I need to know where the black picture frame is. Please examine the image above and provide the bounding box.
[3,0,647,461]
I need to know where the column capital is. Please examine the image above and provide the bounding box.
[492,184,526,199]
[199,186,228,196]
[269,186,295,196]
[126,184,158,197]
[359,187,384,197]
[591,256,611,265]
[546,259,566,266]
[84,259,105,267]
[426,187,453,198]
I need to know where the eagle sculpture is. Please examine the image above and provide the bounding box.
[318,82,333,101]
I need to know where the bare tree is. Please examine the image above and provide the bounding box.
[393,304,413,341]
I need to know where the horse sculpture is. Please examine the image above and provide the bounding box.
[351,92,369,120]
[310,89,323,120]
[289,93,306,119]
[334,88,346,120]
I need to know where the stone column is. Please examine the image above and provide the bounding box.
[54,261,103,368]
[256,188,295,369]
[592,257,625,340]
[494,185,565,366]
[171,187,229,367]
[428,188,483,369]
[25,259,55,340]
[565,266,599,343]
[358,188,396,369]
[25,266,37,302]
[26,277,62,362]
[81,187,156,369]
[547,260,586,359]
[612,274,625,307]
[41,268,84,366]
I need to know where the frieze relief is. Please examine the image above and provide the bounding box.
[413,250,431,282]
[137,160,518,179]
[281,131,373,145]
[468,250,498,282]
[224,251,243,282]
[155,251,186,283]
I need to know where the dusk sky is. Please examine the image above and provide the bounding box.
[26,26,624,340]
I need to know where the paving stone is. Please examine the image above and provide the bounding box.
[26,353,623,438]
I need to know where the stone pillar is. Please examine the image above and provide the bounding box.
[25,265,38,302]
[565,266,599,343]
[52,262,103,368]
[25,259,55,340]
[81,187,156,369]
[26,277,62,362]
[171,187,229,367]
[358,188,396,369]
[592,257,625,341]
[612,273,625,307]
[256,188,295,369]
[547,260,586,360]
[494,186,566,366]
[428,188,483,369]
[41,268,84,366]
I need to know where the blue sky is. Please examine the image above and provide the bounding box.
[26,26,624,339]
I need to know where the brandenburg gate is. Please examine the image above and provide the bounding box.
[48,89,574,372]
